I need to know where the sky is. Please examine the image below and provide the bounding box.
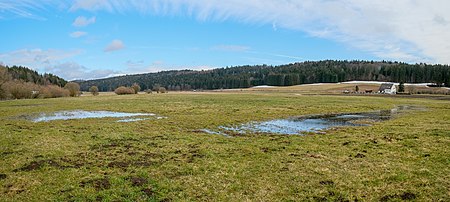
[1,0,449,81]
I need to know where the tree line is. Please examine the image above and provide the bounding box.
[7,65,67,87]
[77,60,450,92]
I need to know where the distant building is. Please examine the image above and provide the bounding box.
[379,83,396,94]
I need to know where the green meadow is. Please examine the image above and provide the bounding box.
[0,92,449,201]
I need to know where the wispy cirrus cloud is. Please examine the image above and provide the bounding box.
[68,0,450,64]
[4,1,450,65]
[104,39,125,52]
[0,0,67,20]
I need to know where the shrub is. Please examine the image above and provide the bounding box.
[0,66,11,99]
[64,82,81,97]
[158,87,167,93]
[39,85,70,98]
[4,81,38,99]
[152,84,161,92]
[89,86,99,96]
[131,83,141,94]
[114,86,135,95]
[145,89,153,94]
[5,81,43,99]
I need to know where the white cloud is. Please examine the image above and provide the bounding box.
[0,48,82,67]
[70,31,87,38]
[69,0,450,64]
[0,48,118,80]
[122,59,214,75]
[45,62,119,80]
[104,39,125,52]
[212,45,250,52]
[72,16,96,27]
[0,48,122,80]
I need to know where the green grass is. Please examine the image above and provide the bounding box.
[0,92,449,201]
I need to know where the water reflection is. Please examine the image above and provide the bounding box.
[202,106,420,136]
[28,110,158,122]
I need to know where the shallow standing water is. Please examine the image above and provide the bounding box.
[25,110,162,122]
[202,106,420,136]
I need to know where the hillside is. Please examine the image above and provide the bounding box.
[5,65,67,87]
[77,60,450,91]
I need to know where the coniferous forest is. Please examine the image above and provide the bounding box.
[78,60,450,92]
[6,65,67,87]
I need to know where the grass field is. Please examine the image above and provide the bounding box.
[1,91,449,201]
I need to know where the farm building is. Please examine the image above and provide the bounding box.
[379,83,396,94]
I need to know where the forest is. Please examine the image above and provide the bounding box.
[78,60,450,91]
[6,65,67,87]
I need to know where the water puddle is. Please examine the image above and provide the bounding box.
[201,105,422,136]
[23,110,162,122]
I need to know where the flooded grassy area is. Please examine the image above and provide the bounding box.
[0,92,449,201]
[203,106,422,136]
[20,110,160,122]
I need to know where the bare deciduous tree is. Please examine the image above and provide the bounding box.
[131,83,140,94]
[89,86,99,96]
[64,82,81,97]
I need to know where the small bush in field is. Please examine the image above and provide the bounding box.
[64,82,81,97]
[89,86,99,96]
[158,87,167,93]
[131,83,140,94]
[115,86,135,95]
[39,85,70,98]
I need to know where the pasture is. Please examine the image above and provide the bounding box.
[0,91,449,201]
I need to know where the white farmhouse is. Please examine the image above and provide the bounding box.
[379,83,397,94]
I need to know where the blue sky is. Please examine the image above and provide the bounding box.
[1,0,449,80]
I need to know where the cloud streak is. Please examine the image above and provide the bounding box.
[69,0,450,64]
[0,0,67,20]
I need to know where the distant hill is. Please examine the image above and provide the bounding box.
[5,65,67,87]
[78,60,450,91]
